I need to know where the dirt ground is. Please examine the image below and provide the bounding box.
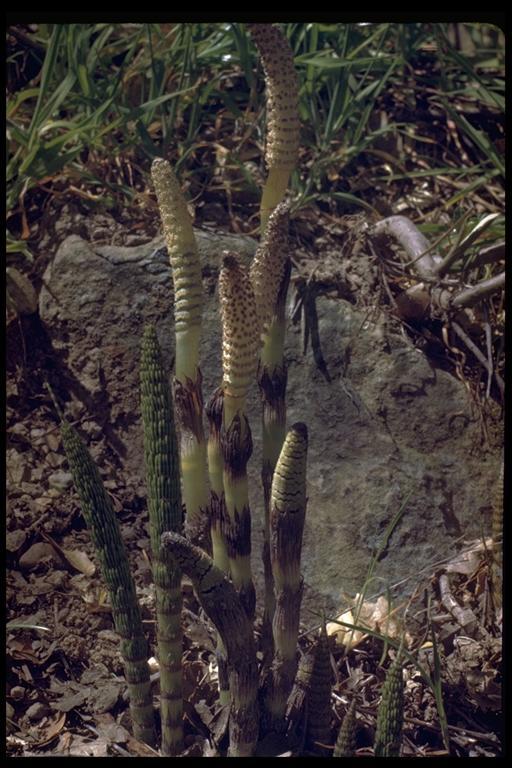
[6,202,503,757]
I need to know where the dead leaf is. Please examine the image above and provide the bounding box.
[126,735,160,757]
[40,532,96,576]
[60,548,96,576]
[31,712,66,747]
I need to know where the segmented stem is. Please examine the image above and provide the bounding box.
[334,699,357,758]
[247,23,300,228]
[140,325,183,755]
[264,423,308,730]
[374,658,404,758]
[161,532,259,757]
[151,158,209,549]
[255,225,292,658]
[60,420,156,747]
[219,253,260,618]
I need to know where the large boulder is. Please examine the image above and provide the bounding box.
[39,231,500,612]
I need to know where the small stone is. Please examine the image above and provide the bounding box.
[26,701,50,721]
[7,702,15,724]
[45,570,69,589]
[6,448,31,486]
[46,452,64,468]
[20,482,38,495]
[10,686,26,701]
[6,530,27,554]
[30,428,46,444]
[46,432,61,451]
[81,421,103,440]
[48,471,74,491]
[19,542,58,571]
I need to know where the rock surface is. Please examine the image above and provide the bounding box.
[39,230,500,611]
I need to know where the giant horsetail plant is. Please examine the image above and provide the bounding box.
[140,324,183,755]
[250,201,292,655]
[161,531,259,757]
[59,418,157,748]
[263,423,308,732]
[247,23,300,230]
[150,158,210,549]
[218,252,261,619]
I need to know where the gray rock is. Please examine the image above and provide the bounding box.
[39,231,501,613]
[48,471,74,491]
[26,701,50,721]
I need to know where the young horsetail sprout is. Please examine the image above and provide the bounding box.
[374,656,404,758]
[250,202,292,657]
[161,532,259,757]
[150,158,210,549]
[60,420,156,748]
[333,699,357,758]
[263,423,308,732]
[219,252,260,619]
[140,325,183,755]
[306,622,334,754]
[247,23,300,229]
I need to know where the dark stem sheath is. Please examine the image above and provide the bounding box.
[161,532,259,757]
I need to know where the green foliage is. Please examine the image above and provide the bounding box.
[7,22,504,229]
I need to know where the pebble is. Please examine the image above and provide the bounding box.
[45,452,64,468]
[45,570,69,589]
[46,432,61,451]
[10,686,26,701]
[19,542,57,571]
[26,701,50,721]
[48,471,74,491]
[30,428,47,445]
[6,530,27,554]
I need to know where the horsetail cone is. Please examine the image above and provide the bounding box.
[219,253,260,618]
[374,658,404,758]
[270,422,308,593]
[219,253,260,419]
[150,158,209,549]
[250,201,291,340]
[150,158,202,383]
[264,423,308,729]
[60,420,156,748]
[140,325,183,756]
[334,699,357,758]
[248,23,300,228]
[161,532,259,757]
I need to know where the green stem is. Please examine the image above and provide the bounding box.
[140,325,183,755]
[60,420,156,747]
